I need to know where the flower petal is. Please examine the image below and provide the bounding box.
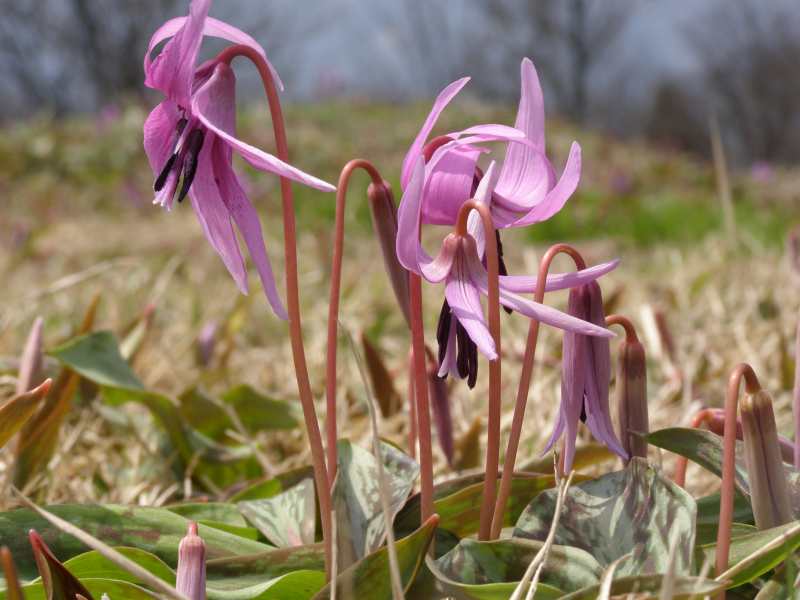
[467,160,499,258]
[437,317,459,379]
[396,156,428,274]
[189,136,248,294]
[143,100,181,175]
[401,77,470,188]
[446,245,496,360]
[192,63,335,192]
[422,144,482,225]
[213,141,288,320]
[507,142,582,228]
[145,15,284,92]
[144,0,210,107]
[498,259,620,294]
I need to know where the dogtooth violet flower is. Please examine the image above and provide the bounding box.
[143,0,335,318]
[397,158,616,388]
[544,282,627,472]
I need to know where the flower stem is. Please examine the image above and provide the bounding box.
[409,272,434,523]
[793,316,800,469]
[716,363,761,598]
[489,244,585,539]
[407,347,418,459]
[217,44,331,579]
[673,408,720,488]
[455,201,502,541]
[325,159,385,486]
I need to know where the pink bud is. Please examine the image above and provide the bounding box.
[176,522,206,600]
[616,337,649,461]
[741,390,793,530]
[367,181,411,326]
[194,322,218,368]
[17,317,44,395]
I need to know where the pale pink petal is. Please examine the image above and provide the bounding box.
[466,160,499,258]
[396,157,428,274]
[445,251,496,361]
[145,0,210,107]
[213,141,288,319]
[420,236,458,283]
[508,142,582,228]
[145,15,284,92]
[191,63,335,192]
[189,137,249,294]
[437,317,459,378]
[498,259,620,294]
[401,77,470,188]
[422,144,482,225]
[143,101,181,174]
[494,149,555,213]
[453,124,527,142]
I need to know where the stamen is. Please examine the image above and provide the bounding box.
[436,300,452,369]
[466,335,478,389]
[456,321,469,379]
[495,231,512,314]
[177,129,205,203]
[153,118,190,193]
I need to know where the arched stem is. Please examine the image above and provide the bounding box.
[490,243,586,539]
[716,363,761,596]
[216,44,331,578]
[325,159,385,486]
[605,314,639,343]
[454,201,502,541]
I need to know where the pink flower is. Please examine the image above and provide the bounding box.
[400,58,580,231]
[143,0,335,319]
[544,282,627,471]
[398,159,615,387]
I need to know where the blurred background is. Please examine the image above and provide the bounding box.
[1,0,799,164]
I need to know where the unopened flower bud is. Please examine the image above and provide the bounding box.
[194,321,218,368]
[426,348,453,466]
[616,336,649,461]
[368,180,411,326]
[17,316,44,394]
[741,390,793,530]
[176,522,206,600]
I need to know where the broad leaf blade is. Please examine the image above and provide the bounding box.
[558,574,725,599]
[514,458,696,576]
[238,479,316,547]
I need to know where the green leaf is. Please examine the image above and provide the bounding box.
[332,440,418,569]
[557,574,725,599]
[0,504,274,581]
[28,530,94,600]
[57,546,174,585]
[167,503,248,528]
[695,491,754,545]
[429,537,602,598]
[2,579,159,600]
[229,466,313,503]
[520,442,616,473]
[514,458,697,576]
[312,515,437,599]
[238,479,317,547]
[50,331,143,391]
[395,473,559,547]
[700,521,800,587]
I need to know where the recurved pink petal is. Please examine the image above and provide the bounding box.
[508,142,581,228]
[498,259,620,294]
[192,63,335,192]
[145,15,283,92]
[420,235,458,283]
[145,0,210,107]
[466,160,499,259]
[189,137,249,294]
[143,101,181,175]
[401,77,470,188]
[396,157,428,274]
[422,144,483,225]
[454,124,528,142]
[445,245,496,360]
[213,141,288,319]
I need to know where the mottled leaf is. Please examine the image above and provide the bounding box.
[695,491,754,545]
[229,466,313,503]
[514,458,696,576]
[2,579,158,599]
[312,514,437,599]
[332,440,418,570]
[557,574,725,599]
[167,503,248,528]
[238,478,316,547]
[430,537,601,598]
[520,442,616,473]
[702,521,800,587]
[0,504,273,581]
[0,379,50,449]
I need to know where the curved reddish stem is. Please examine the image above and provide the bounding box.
[716,364,761,595]
[454,201,502,541]
[325,159,385,486]
[605,314,639,343]
[489,243,586,539]
[673,408,721,488]
[217,44,332,578]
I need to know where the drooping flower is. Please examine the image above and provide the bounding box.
[143,0,335,319]
[545,282,627,472]
[400,57,580,231]
[398,158,614,387]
